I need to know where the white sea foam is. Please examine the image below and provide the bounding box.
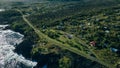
[0,9,5,12]
[0,25,37,68]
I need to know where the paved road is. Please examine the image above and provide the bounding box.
[16,9,115,68]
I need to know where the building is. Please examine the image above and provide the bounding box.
[110,48,118,52]
[90,41,96,46]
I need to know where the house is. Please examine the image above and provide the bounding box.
[110,48,118,52]
[105,30,110,33]
[87,23,91,26]
[103,26,110,31]
[90,41,96,46]
[67,34,73,39]
[65,34,73,39]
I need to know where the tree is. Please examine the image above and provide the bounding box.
[59,56,71,68]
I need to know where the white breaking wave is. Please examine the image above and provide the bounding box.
[0,9,5,12]
[0,25,37,68]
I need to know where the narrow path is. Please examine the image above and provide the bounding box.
[16,9,115,68]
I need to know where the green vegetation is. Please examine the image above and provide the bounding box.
[59,56,71,68]
[0,1,120,68]
[25,2,120,67]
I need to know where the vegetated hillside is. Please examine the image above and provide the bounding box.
[2,0,119,4]
[0,1,120,68]
[47,0,120,6]
[47,0,120,2]
[25,1,120,68]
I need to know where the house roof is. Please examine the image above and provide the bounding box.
[110,48,118,52]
